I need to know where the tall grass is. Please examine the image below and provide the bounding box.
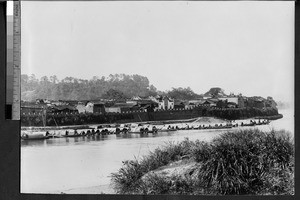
[111,139,193,194]
[111,129,294,195]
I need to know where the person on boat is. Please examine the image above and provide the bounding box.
[86,130,91,136]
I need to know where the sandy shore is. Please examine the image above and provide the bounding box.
[59,184,115,194]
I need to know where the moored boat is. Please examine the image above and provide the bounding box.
[21,131,50,140]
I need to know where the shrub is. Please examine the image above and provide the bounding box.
[111,129,294,195]
[194,129,294,195]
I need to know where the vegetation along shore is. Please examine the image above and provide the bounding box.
[111,129,294,195]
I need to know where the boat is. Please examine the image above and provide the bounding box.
[241,123,255,127]
[62,129,84,137]
[21,131,50,140]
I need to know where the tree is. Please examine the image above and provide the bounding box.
[50,75,58,84]
[101,89,127,100]
[204,87,227,97]
[167,87,200,100]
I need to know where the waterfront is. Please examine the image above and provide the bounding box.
[20,108,294,194]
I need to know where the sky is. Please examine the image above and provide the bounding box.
[20,1,294,103]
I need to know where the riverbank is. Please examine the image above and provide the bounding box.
[20,117,202,131]
[111,129,294,195]
[59,184,114,194]
[21,114,279,131]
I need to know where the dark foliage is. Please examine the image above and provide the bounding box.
[21,74,158,101]
[111,129,294,195]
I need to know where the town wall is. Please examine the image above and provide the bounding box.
[20,106,279,127]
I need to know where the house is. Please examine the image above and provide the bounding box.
[48,105,78,114]
[245,97,266,109]
[21,104,45,115]
[93,102,106,113]
[174,100,185,109]
[36,99,51,104]
[51,100,67,106]
[227,102,238,108]
[151,96,174,110]
[76,104,86,113]
[202,100,216,107]
[188,99,205,106]
[184,102,196,109]
[219,97,238,104]
[105,107,121,113]
[136,100,158,112]
[219,96,245,108]
[163,96,174,110]
[77,101,105,114]
[114,102,139,112]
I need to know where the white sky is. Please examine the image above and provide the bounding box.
[21,1,294,103]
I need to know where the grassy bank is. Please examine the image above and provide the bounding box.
[111,129,294,195]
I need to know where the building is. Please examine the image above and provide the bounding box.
[151,96,174,110]
[163,97,174,110]
[202,100,216,107]
[174,100,185,109]
[21,104,44,115]
[219,96,245,108]
[184,102,196,109]
[47,105,78,114]
[266,96,278,110]
[105,107,121,113]
[245,97,265,109]
[76,101,105,114]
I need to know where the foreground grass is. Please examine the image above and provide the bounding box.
[111,129,294,195]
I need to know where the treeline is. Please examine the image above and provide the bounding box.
[21,74,201,101]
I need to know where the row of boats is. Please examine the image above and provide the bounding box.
[21,119,270,140]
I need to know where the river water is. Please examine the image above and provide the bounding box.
[20,108,294,194]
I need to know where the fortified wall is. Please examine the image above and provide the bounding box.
[21,106,280,127]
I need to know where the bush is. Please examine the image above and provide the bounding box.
[194,129,294,195]
[111,129,294,195]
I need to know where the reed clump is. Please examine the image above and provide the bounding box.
[111,129,294,195]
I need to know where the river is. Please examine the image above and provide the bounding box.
[20,108,294,194]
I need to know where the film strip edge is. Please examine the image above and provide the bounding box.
[12,0,21,120]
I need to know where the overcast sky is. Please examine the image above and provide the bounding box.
[20,1,294,102]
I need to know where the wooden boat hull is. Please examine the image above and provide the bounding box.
[21,133,50,140]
